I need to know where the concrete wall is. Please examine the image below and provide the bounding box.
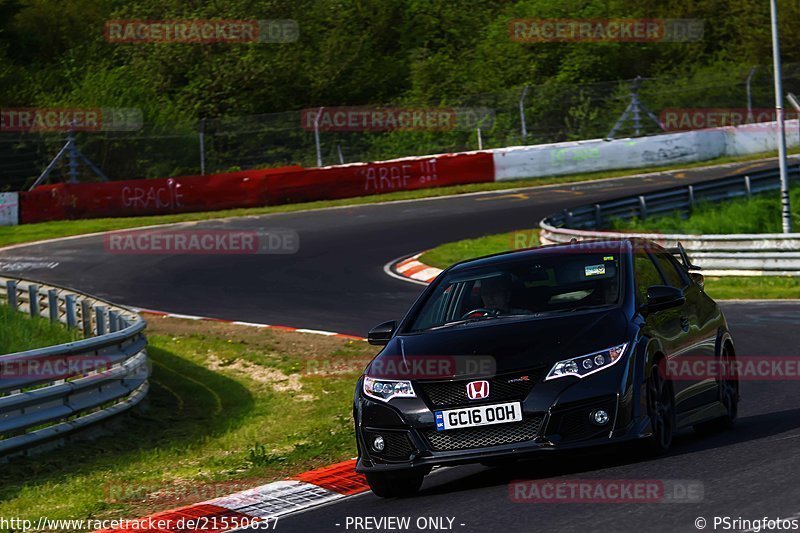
[492,119,800,181]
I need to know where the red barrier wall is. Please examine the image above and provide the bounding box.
[19,153,493,223]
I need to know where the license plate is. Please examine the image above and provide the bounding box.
[435,402,522,431]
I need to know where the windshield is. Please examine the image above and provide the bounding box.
[409,251,622,332]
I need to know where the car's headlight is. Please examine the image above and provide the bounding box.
[363,376,416,402]
[545,343,628,380]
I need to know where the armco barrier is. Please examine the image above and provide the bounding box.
[19,152,493,223]
[0,276,148,457]
[539,165,800,275]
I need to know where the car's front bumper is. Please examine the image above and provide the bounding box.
[354,352,647,472]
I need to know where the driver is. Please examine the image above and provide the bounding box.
[479,274,524,314]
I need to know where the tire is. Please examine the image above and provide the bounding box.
[694,344,739,434]
[645,359,676,455]
[365,469,425,498]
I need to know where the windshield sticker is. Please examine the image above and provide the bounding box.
[585,264,606,277]
[604,256,614,261]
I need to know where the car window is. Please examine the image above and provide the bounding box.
[652,252,688,289]
[634,252,664,303]
[409,251,622,331]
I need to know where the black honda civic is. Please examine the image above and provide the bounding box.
[354,239,739,497]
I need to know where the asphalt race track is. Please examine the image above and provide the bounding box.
[2,157,800,532]
[0,157,795,336]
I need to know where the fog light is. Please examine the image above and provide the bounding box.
[372,435,385,452]
[591,409,610,425]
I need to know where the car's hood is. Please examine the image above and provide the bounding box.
[366,307,629,380]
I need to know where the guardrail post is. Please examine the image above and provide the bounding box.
[594,204,602,227]
[5,280,17,309]
[108,310,119,333]
[81,300,93,337]
[65,294,77,328]
[565,210,574,227]
[687,185,695,212]
[744,175,752,198]
[47,290,59,323]
[28,284,40,317]
[95,306,107,336]
[638,195,647,220]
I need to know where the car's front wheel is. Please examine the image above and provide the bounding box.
[365,469,425,498]
[646,359,676,455]
[694,344,739,434]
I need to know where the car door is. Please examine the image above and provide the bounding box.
[651,251,720,414]
[634,249,695,416]
[654,252,718,413]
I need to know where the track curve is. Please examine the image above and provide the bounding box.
[0,157,791,336]
[2,157,800,532]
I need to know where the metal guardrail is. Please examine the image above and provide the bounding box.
[0,276,149,457]
[540,165,800,275]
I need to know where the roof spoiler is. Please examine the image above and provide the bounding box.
[668,243,701,271]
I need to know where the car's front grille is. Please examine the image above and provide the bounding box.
[416,369,543,408]
[422,416,544,451]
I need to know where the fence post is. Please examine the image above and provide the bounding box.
[81,300,93,336]
[594,204,602,227]
[95,306,108,336]
[638,195,648,220]
[314,107,324,167]
[687,185,695,212]
[108,310,119,333]
[519,85,529,142]
[65,294,77,329]
[28,284,40,317]
[6,280,17,309]
[744,175,752,198]
[48,289,59,323]
[199,118,206,175]
[477,128,483,150]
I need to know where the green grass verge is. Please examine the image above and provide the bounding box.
[420,229,540,269]
[0,305,79,353]
[610,186,800,234]
[0,316,375,521]
[1,149,796,249]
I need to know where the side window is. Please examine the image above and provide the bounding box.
[634,252,664,303]
[652,252,688,289]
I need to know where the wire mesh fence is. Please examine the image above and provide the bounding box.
[2,63,800,191]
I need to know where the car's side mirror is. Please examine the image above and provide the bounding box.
[645,285,685,312]
[368,320,397,345]
[689,272,705,291]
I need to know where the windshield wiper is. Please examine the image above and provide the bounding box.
[430,315,501,330]
[566,304,613,313]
